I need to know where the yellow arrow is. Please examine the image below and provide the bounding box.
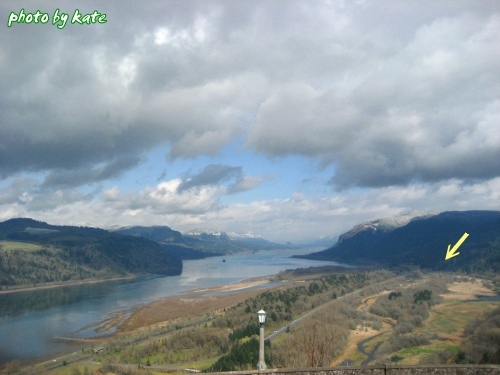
[445,232,469,260]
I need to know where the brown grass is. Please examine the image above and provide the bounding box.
[420,281,498,345]
[331,279,499,366]
[119,281,277,332]
[442,280,496,300]
[331,291,394,366]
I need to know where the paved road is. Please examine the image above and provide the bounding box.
[265,275,401,341]
[265,288,363,341]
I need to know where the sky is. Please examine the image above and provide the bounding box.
[0,0,499,244]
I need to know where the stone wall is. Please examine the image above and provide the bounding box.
[208,364,500,375]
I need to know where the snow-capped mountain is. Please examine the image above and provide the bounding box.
[185,228,283,249]
[338,211,438,243]
[298,210,500,272]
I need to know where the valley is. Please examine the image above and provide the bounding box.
[332,279,498,366]
[8,268,497,375]
[1,211,498,373]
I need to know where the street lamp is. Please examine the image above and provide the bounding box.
[257,309,267,371]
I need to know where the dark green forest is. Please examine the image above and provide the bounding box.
[0,218,182,288]
[300,211,500,273]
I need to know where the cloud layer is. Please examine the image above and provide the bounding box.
[2,175,499,243]
[0,1,499,241]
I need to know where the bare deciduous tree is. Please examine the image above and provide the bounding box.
[298,315,341,367]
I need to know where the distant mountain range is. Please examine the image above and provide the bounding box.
[297,211,500,272]
[114,225,285,258]
[2,211,497,289]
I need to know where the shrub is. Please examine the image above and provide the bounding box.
[413,290,432,304]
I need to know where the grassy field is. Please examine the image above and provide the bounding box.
[393,343,461,364]
[119,285,269,332]
[389,281,499,365]
[0,240,43,252]
[424,300,497,337]
[331,279,499,366]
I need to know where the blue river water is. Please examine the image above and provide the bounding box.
[0,248,338,362]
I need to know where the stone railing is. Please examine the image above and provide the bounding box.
[207,364,500,375]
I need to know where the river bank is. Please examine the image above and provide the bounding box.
[75,276,281,335]
[4,275,282,370]
[122,279,278,332]
[92,270,347,334]
[0,275,141,295]
[0,248,339,362]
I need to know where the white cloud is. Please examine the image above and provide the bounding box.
[1,177,497,243]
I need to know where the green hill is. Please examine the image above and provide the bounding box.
[0,218,182,288]
[297,211,500,273]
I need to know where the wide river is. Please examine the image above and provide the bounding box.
[0,248,339,362]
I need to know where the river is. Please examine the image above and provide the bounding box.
[0,247,340,362]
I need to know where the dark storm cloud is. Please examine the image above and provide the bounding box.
[0,0,498,191]
[247,11,500,188]
[178,164,242,192]
[0,0,251,180]
[41,155,143,189]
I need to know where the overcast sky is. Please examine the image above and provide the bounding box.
[1,0,499,243]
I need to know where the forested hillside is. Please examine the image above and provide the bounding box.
[299,211,500,273]
[0,218,182,288]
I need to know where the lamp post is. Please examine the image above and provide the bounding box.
[257,309,267,371]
